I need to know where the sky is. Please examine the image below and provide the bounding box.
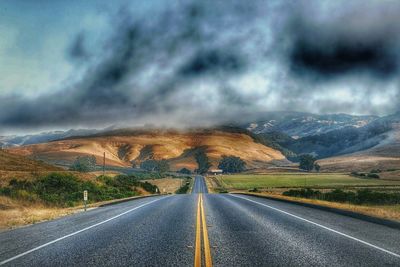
[1,0,400,134]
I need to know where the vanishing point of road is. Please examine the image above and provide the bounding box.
[1,176,400,266]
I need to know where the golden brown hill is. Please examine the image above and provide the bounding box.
[6,129,287,171]
[0,149,61,172]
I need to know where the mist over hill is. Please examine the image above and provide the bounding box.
[2,111,399,172]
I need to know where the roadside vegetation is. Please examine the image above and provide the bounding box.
[216,173,400,189]
[210,172,400,221]
[175,181,190,194]
[283,188,400,205]
[0,173,159,207]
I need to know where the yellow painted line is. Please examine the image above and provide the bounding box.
[200,194,213,267]
[194,194,202,267]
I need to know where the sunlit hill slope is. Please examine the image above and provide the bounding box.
[6,129,288,171]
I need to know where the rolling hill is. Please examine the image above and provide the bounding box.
[318,122,400,172]
[6,129,288,171]
[0,149,61,172]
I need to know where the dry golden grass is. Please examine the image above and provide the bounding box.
[7,130,286,171]
[0,196,78,230]
[0,194,156,231]
[236,191,400,222]
[0,150,61,172]
[205,176,218,193]
[319,155,400,173]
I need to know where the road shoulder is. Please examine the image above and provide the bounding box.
[233,192,400,230]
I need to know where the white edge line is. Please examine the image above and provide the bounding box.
[229,194,400,259]
[0,196,168,265]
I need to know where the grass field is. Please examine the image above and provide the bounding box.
[216,173,400,190]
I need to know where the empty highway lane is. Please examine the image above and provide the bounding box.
[1,177,400,266]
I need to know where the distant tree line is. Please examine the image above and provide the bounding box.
[140,159,170,173]
[218,155,246,173]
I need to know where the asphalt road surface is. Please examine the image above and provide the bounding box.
[1,176,400,266]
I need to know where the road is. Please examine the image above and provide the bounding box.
[1,176,400,266]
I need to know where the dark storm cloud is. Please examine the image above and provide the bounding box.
[290,36,398,78]
[68,32,90,61]
[1,0,400,132]
[179,49,245,77]
[286,0,400,80]
[0,2,253,129]
[287,12,400,79]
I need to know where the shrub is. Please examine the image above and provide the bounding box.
[0,173,161,207]
[367,173,380,179]
[283,188,321,198]
[370,169,382,173]
[248,187,259,192]
[282,188,400,205]
[175,184,190,194]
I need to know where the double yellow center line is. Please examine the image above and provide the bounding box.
[194,194,213,267]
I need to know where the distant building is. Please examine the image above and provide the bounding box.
[209,169,223,175]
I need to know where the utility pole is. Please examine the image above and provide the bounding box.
[103,152,105,176]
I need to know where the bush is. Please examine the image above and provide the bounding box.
[0,173,160,207]
[175,184,190,194]
[370,169,382,173]
[283,188,321,198]
[367,173,380,179]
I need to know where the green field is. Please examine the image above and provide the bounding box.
[217,173,400,189]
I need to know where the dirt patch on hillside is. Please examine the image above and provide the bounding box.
[144,178,183,194]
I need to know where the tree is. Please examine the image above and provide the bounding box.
[70,155,96,172]
[218,155,246,173]
[140,160,158,171]
[140,159,170,173]
[156,159,170,174]
[299,154,316,171]
[195,150,211,174]
[314,163,321,172]
[178,168,191,175]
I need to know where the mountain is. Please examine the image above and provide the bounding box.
[0,129,101,148]
[6,129,288,171]
[318,122,400,172]
[244,111,398,157]
[279,120,390,158]
[245,111,378,138]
